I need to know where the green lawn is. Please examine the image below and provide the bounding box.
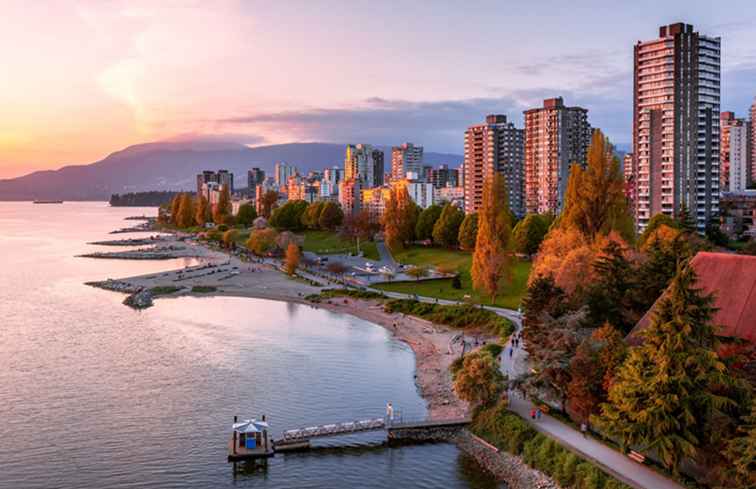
[301,230,379,260]
[374,245,531,310]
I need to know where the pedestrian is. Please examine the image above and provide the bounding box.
[536,408,542,420]
[509,347,513,358]
[530,409,536,420]
[386,402,394,421]
[580,422,587,437]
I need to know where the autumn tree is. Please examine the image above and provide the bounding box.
[326,261,348,281]
[457,213,478,251]
[432,203,465,248]
[596,264,735,473]
[270,200,308,230]
[213,185,232,225]
[638,213,679,249]
[285,242,301,275]
[176,193,196,228]
[471,173,513,303]
[222,229,238,249]
[318,201,344,230]
[258,190,279,218]
[559,130,634,243]
[170,194,182,225]
[236,203,257,227]
[195,195,210,227]
[341,210,375,246]
[415,204,442,241]
[383,185,417,252]
[246,228,278,256]
[453,352,505,407]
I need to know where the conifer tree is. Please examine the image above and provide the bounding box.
[676,203,696,234]
[596,264,734,473]
[472,172,513,303]
[724,403,756,489]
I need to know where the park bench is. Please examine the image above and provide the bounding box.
[628,450,646,464]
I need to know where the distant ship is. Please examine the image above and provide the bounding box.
[33,200,64,204]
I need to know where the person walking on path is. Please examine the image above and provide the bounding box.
[536,408,542,420]
[530,408,536,420]
[580,422,588,437]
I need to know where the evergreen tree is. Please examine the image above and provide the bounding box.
[472,173,513,303]
[585,240,635,331]
[724,403,756,489]
[597,264,734,473]
[415,204,443,241]
[457,213,478,251]
[432,203,465,248]
[676,203,696,234]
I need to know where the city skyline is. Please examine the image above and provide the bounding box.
[2,2,756,179]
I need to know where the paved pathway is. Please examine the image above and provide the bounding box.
[501,323,684,489]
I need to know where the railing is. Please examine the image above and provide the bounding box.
[279,418,386,442]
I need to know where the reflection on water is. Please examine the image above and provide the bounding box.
[0,203,502,489]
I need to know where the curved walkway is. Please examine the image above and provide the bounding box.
[501,322,683,489]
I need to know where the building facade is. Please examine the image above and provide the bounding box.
[274,162,297,188]
[361,186,392,224]
[632,23,721,232]
[730,123,752,192]
[430,165,460,189]
[247,168,265,191]
[524,97,591,215]
[624,153,636,218]
[196,170,234,197]
[391,143,424,181]
[720,112,740,190]
[344,144,384,188]
[338,178,362,217]
[463,114,525,216]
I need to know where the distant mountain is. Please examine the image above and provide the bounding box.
[0,142,463,201]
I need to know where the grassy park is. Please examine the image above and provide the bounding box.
[301,230,380,260]
[374,245,531,310]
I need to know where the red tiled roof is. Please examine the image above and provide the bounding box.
[631,252,756,343]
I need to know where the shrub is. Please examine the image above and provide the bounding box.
[191,285,217,293]
[150,286,181,296]
[481,343,503,358]
[383,299,514,338]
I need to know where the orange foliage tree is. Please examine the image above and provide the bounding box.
[285,242,300,276]
[471,172,513,303]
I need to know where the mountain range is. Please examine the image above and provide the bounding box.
[0,142,463,201]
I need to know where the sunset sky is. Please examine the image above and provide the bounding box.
[1,0,755,179]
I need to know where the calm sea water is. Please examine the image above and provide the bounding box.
[0,202,500,489]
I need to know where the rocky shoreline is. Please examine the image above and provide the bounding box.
[79,244,198,260]
[88,236,170,246]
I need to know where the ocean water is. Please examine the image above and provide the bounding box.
[0,202,500,489]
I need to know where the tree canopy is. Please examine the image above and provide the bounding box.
[415,204,443,241]
[432,203,465,248]
[458,213,479,251]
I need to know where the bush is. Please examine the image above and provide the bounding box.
[481,343,503,358]
[383,299,514,338]
[471,405,633,489]
[217,224,229,232]
[150,286,181,296]
[191,285,217,293]
[451,273,462,289]
[316,288,385,301]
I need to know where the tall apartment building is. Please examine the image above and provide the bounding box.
[430,164,460,189]
[391,143,424,181]
[624,153,636,217]
[632,23,721,232]
[247,168,265,192]
[751,97,756,185]
[730,123,752,192]
[344,144,384,188]
[721,112,738,190]
[524,97,591,215]
[274,162,297,187]
[196,170,234,196]
[463,114,525,216]
[338,178,362,217]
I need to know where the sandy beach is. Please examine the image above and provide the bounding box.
[86,233,477,420]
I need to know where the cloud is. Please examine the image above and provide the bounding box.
[216,82,633,153]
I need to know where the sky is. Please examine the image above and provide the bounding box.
[1,1,756,179]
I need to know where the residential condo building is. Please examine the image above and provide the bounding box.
[632,23,721,232]
[524,97,591,215]
[463,114,525,216]
[344,144,384,188]
[274,162,297,188]
[730,123,752,192]
[196,170,234,197]
[430,165,459,189]
[391,143,424,181]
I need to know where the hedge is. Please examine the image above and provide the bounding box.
[383,299,514,339]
